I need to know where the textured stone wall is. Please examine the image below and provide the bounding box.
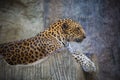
[0,0,120,80]
[0,0,44,43]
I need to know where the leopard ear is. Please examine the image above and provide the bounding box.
[62,23,68,31]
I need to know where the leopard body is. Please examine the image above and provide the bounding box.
[0,19,96,72]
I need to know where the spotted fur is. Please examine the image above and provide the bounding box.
[0,19,96,72]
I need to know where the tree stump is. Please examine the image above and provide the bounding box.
[0,49,98,80]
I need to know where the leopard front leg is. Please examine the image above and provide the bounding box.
[72,52,96,72]
[66,43,96,72]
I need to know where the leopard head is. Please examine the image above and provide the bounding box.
[61,19,86,42]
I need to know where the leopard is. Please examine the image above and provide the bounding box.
[0,19,96,72]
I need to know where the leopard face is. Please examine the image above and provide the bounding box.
[47,19,86,43]
[61,19,86,42]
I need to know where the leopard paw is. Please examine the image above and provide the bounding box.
[82,60,96,72]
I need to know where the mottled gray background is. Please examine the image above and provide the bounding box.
[0,0,120,80]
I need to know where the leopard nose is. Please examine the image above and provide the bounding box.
[83,35,86,38]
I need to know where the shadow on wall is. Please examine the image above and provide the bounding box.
[0,0,120,80]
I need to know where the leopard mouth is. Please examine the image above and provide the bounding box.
[67,37,85,42]
[74,38,83,42]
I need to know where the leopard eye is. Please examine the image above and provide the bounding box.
[75,27,80,31]
[76,27,80,30]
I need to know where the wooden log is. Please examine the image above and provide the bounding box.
[0,49,98,80]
